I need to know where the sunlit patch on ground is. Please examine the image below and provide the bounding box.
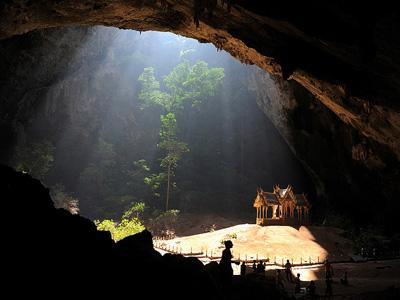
[157,224,352,265]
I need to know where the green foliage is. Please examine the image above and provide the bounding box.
[134,159,150,172]
[14,140,55,180]
[138,60,224,113]
[137,60,223,211]
[159,113,189,170]
[95,202,146,241]
[138,67,171,110]
[122,201,145,219]
[144,172,166,197]
[220,233,238,245]
[163,60,224,109]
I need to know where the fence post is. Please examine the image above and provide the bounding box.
[317,256,319,264]
[300,257,302,265]
[309,257,311,265]
[291,258,293,265]
[190,246,192,254]
[274,256,276,264]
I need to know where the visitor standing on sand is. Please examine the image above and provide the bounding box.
[285,259,293,282]
[219,240,239,286]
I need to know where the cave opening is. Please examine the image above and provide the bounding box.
[0,25,317,234]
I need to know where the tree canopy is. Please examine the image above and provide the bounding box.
[137,60,224,210]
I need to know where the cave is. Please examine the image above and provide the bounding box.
[1,1,400,299]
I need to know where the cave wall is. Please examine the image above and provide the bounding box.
[250,71,400,231]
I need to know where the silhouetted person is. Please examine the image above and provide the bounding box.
[252,260,257,272]
[340,271,349,285]
[240,261,246,276]
[256,261,264,274]
[324,259,334,279]
[307,280,316,299]
[219,240,238,286]
[294,273,301,293]
[285,259,293,282]
[325,277,333,299]
[275,269,284,290]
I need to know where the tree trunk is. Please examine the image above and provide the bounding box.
[166,163,171,211]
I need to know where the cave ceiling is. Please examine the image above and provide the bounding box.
[0,0,399,160]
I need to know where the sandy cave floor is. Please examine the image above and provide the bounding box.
[155,224,400,297]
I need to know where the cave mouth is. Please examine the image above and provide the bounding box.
[0,25,316,234]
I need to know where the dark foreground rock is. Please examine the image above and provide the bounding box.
[1,164,289,299]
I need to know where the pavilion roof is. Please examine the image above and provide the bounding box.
[263,192,280,204]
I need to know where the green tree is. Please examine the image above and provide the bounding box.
[158,113,189,211]
[138,61,224,113]
[137,61,224,211]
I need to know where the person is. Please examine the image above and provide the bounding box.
[240,261,246,276]
[275,269,285,290]
[285,259,293,282]
[252,260,257,272]
[219,240,239,286]
[256,260,264,274]
[306,280,316,299]
[324,259,334,279]
[340,271,349,285]
[294,273,301,294]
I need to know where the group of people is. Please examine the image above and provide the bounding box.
[219,241,349,299]
[277,258,349,298]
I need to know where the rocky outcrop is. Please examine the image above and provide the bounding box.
[2,164,292,298]
[1,164,221,298]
